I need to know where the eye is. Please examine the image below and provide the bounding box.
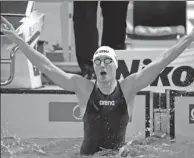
[94,59,101,65]
[104,58,113,64]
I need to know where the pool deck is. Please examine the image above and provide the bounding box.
[0,85,75,94]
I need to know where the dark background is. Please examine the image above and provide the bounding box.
[133,1,186,28]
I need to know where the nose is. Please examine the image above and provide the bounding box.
[100,61,105,68]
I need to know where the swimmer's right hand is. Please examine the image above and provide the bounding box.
[1,16,17,36]
[118,145,131,157]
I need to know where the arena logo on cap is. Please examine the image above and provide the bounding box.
[95,50,109,55]
[189,104,194,124]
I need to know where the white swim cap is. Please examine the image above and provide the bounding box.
[93,46,118,68]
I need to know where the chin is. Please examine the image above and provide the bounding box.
[99,76,110,82]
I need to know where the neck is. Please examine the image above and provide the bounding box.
[97,79,117,94]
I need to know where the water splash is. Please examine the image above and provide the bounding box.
[1,126,194,158]
[1,128,50,157]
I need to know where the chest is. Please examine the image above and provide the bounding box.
[84,95,129,131]
[86,93,127,122]
[92,97,123,112]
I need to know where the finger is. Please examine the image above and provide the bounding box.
[121,150,129,157]
[1,23,10,30]
[1,28,9,34]
[1,25,10,35]
[1,16,12,27]
[99,147,106,151]
[1,27,12,35]
[119,147,129,157]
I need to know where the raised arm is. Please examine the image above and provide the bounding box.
[1,16,84,92]
[124,29,194,94]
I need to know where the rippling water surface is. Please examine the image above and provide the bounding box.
[1,133,194,158]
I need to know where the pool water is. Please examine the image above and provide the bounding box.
[1,134,194,158]
[1,94,194,158]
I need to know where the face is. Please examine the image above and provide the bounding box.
[93,55,117,82]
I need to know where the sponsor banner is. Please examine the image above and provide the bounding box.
[116,48,194,92]
[174,97,194,140]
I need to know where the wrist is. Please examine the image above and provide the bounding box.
[189,30,194,40]
[10,32,28,50]
[11,32,24,43]
[11,32,20,39]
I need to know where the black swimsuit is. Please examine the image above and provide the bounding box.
[80,81,129,155]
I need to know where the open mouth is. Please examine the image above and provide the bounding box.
[100,71,107,76]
